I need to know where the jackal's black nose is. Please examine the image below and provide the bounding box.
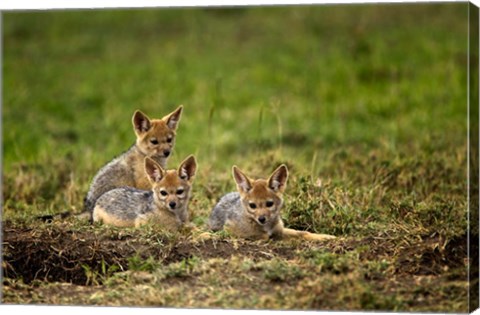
[169,201,176,209]
[258,216,266,224]
[164,150,171,157]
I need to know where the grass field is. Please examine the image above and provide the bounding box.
[2,3,472,312]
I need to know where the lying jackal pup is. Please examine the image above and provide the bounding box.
[84,106,183,215]
[209,165,336,241]
[93,155,196,230]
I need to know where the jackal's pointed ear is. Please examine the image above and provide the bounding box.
[164,105,183,130]
[232,166,252,193]
[268,164,289,193]
[145,157,165,183]
[178,155,197,182]
[133,110,152,135]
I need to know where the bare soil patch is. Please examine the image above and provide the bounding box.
[2,222,307,285]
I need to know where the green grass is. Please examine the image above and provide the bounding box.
[2,3,470,312]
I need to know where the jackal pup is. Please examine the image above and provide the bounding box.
[84,106,183,215]
[93,155,197,230]
[209,165,336,241]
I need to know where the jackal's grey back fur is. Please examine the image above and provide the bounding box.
[94,186,155,221]
[209,192,243,231]
[84,145,166,214]
[84,152,134,213]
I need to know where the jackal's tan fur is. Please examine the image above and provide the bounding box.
[84,106,183,216]
[209,165,336,241]
[93,155,197,230]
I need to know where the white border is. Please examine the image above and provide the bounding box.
[0,0,473,10]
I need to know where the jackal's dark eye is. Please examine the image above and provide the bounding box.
[150,138,159,145]
[249,202,257,209]
[160,190,168,196]
[166,137,173,143]
[176,189,184,195]
[266,201,274,207]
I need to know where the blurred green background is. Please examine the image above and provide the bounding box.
[3,3,468,222]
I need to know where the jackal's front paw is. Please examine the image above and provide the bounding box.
[179,222,200,234]
[310,233,337,241]
[197,231,213,240]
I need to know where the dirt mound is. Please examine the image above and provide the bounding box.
[2,222,301,285]
[3,222,467,287]
[3,224,156,285]
[395,234,467,276]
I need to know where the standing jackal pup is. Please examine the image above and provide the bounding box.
[84,106,183,215]
[209,165,336,241]
[93,155,197,230]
